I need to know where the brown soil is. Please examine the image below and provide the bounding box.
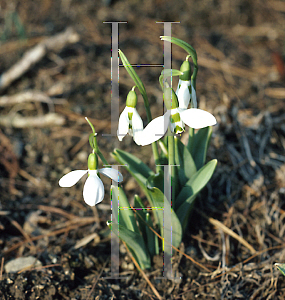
[1,0,285,299]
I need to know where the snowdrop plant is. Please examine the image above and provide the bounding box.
[109,37,218,270]
[59,36,218,272]
[59,118,123,206]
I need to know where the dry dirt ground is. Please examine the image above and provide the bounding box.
[1,0,285,299]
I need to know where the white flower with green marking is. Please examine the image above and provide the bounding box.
[139,88,216,146]
[117,87,143,145]
[59,153,123,206]
[175,58,197,109]
[176,79,197,109]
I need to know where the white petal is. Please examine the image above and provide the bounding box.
[179,108,217,129]
[83,174,104,206]
[99,168,123,182]
[139,111,170,146]
[131,108,144,145]
[117,107,129,141]
[175,79,182,94]
[177,81,191,109]
[191,86,197,108]
[59,170,88,187]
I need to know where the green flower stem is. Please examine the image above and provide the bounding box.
[85,117,109,167]
[191,65,198,91]
[141,94,161,173]
[167,130,175,205]
[97,150,109,167]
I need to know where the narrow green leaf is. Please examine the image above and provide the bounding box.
[111,185,140,234]
[176,194,197,232]
[174,137,197,187]
[119,50,150,113]
[176,159,217,227]
[190,126,213,170]
[158,140,168,158]
[146,212,159,257]
[160,36,197,66]
[148,187,182,251]
[107,222,151,269]
[134,195,147,242]
[112,148,155,205]
[146,170,164,192]
[159,69,183,90]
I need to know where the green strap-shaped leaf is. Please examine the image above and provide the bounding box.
[146,170,164,192]
[174,137,197,187]
[134,195,147,241]
[189,126,213,170]
[160,36,197,66]
[119,50,152,120]
[160,36,198,89]
[176,159,217,228]
[111,185,140,234]
[159,69,183,90]
[148,187,182,251]
[107,222,151,270]
[146,212,159,257]
[112,148,155,204]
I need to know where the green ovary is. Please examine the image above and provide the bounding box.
[171,112,181,123]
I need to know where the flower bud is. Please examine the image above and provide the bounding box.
[179,60,191,81]
[126,88,137,108]
[88,153,98,170]
[163,87,179,110]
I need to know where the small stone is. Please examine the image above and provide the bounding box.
[6,278,13,284]
[111,284,120,291]
[121,261,128,269]
[84,256,94,269]
[5,256,42,273]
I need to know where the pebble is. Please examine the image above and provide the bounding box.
[5,256,42,273]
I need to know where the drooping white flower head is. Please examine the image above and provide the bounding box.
[175,58,197,109]
[117,87,143,145]
[139,87,216,146]
[59,153,123,206]
[176,80,197,109]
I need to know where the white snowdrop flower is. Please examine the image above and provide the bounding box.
[59,153,123,206]
[117,87,143,145]
[139,88,216,146]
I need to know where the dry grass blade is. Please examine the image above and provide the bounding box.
[208,217,256,255]
[122,240,162,300]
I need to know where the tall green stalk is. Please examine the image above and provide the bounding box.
[168,131,175,206]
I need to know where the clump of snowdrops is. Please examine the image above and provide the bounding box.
[59,37,217,271]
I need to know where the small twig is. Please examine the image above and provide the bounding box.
[3,217,96,254]
[17,263,61,274]
[0,112,65,128]
[37,205,77,220]
[18,168,41,186]
[0,257,4,281]
[196,209,256,255]
[0,27,79,91]
[210,217,256,254]
[0,90,67,112]
[122,240,162,300]
[6,217,36,253]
